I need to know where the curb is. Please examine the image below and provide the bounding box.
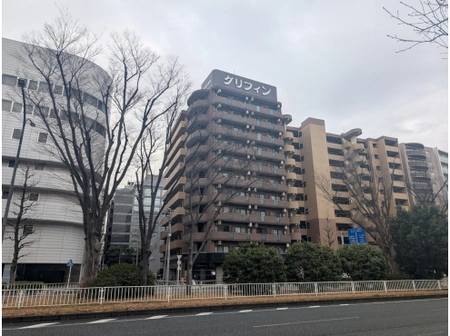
[3,293,447,324]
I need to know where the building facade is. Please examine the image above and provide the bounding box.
[104,175,165,274]
[162,70,412,282]
[399,143,448,207]
[2,38,109,283]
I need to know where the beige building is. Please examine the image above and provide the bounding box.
[399,143,448,207]
[161,70,411,282]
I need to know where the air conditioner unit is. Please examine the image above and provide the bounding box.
[254,205,258,209]
[279,147,283,150]
[217,134,221,139]
[217,241,222,245]
[217,119,221,123]
[217,103,221,108]
[246,125,250,129]
[284,226,288,230]
[217,184,222,188]
[281,161,284,165]
[218,149,222,154]
[282,192,286,196]
[218,221,222,225]
[247,155,251,159]
[248,188,251,191]
[245,97,249,100]
[251,126,255,130]
[277,104,281,108]
[250,97,254,102]
[217,89,221,93]
[217,201,222,206]
[279,132,282,136]
[247,171,251,175]
[247,139,250,144]
[253,188,257,192]
[277,119,281,123]
[251,141,255,145]
[286,243,290,248]
[246,110,250,114]
[251,111,254,115]
[249,223,253,227]
[281,176,285,180]
[248,205,252,209]
[283,208,287,212]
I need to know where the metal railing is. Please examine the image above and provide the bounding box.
[2,283,80,291]
[2,279,446,309]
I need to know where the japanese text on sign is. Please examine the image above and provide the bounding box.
[223,76,272,96]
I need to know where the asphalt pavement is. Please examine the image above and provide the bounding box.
[2,297,447,336]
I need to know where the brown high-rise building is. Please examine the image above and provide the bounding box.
[161,70,411,282]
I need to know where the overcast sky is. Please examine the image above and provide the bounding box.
[3,0,448,151]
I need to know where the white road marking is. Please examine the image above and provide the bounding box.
[19,322,59,329]
[276,307,288,310]
[309,305,320,308]
[196,312,213,316]
[340,304,349,306]
[87,318,117,324]
[254,316,359,328]
[146,315,168,320]
[239,309,252,313]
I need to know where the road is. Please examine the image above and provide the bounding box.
[3,297,447,336]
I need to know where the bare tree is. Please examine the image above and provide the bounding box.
[321,217,336,247]
[133,94,191,285]
[18,10,189,285]
[5,166,38,285]
[404,175,448,212]
[316,151,401,275]
[181,124,256,286]
[383,0,448,54]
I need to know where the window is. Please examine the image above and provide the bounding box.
[217,246,229,253]
[2,191,9,199]
[8,160,15,168]
[29,193,39,201]
[12,102,22,113]
[38,82,50,93]
[2,99,12,112]
[2,74,17,86]
[38,133,48,143]
[374,154,379,159]
[28,80,38,90]
[372,143,377,148]
[12,129,22,140]
[35,163,45,171]
[23,225,34,235]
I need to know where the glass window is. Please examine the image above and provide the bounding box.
[29,193,39,201]
[2,74,17,86]
[38,82,50,93]
[12,102,22,113]
[38,133,48,143]
[2,99,12,112]
[35,163,45,171]
[28,80,38,90]
[12,129,22,139]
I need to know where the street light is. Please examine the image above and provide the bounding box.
[2,79,36,240]
[164,208,173,284]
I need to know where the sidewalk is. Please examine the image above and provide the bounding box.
[3,290,447,323]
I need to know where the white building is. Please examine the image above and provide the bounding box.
[2,38,110,283]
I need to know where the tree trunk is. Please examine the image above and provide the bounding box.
[9,222,20,285]
[80,235,102,286]
[139,242,151,285]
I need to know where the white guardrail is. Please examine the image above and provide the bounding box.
[2,279,446,309]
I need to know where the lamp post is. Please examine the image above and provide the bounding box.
[164,208,173,284]
[2,79,36,240]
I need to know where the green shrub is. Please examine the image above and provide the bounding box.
[92,264,156,287]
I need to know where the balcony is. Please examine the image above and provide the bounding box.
[160,207,185,225]
[160,223,184,240]
[164,162,185,187]
[287,186,302,195]
[290,232,301,241]
[289,201,300,209]
[286,171,297,181]
[285,158,296,167]
[282,114,292,123]
[284,144,295,154]
[283,131,294,140]
[187,99,209,115]
[410,171,430,179]
[408,160,428,168]
[406,149,426,158]
[289,215,302,225]
[164,191,186,209]
[186,129,209,147]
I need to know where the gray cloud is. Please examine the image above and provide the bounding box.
[3,0,447,150]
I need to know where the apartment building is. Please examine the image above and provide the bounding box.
[162,70,410,282]
[399,143,448,207]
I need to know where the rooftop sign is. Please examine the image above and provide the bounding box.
[201,69,277,102]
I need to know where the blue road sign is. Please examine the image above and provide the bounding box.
[348,228,366,244]
[66,259,74,267]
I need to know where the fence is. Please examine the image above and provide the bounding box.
[2,279,446,309]
[2,283,80,291]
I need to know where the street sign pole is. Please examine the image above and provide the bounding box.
[176,255,182,284]
[66,259,74,288]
